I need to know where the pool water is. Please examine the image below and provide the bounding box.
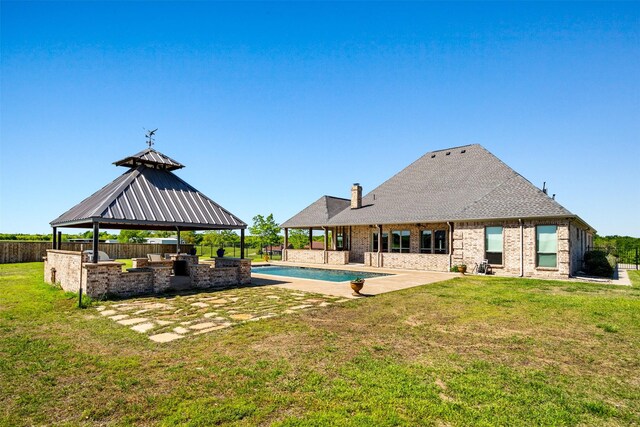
[251,265,391,282]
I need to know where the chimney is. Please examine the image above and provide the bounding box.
[351,183,362,209]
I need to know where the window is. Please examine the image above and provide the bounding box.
[336,227,349,250]
[434,230,447,254]
[419,228,448,254]
[371,232,389,252]
[485,226,503,265]
[372,232,388,252]
[536,225,557,268]
[391,230,410,253]
[420,230,432,253]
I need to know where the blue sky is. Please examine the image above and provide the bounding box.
[1,2,639,236]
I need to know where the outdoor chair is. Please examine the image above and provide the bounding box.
[147,253,163,262]
[473,259,493,275]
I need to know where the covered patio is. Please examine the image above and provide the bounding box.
[45,145,250,298]
[281,196,353,265]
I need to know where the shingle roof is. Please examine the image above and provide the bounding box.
[283,144,584,228]
[51,150,245,230]
[114,148,184,171]
[281,196,350,228]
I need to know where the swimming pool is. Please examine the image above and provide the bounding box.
[251,265,391,282]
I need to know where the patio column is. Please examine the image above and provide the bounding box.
[240,228,245,259]
[308,228,313,249]
[52,227,57,250]
[92,222,99,263]
[176,227,181,253]
[331,228,337,250]
[57,231,62,249]
[378,224,383,267]
[323,227,328,250]
[284,228,288,249]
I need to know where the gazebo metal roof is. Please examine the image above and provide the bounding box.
[50,148,246,231]
[113,148,185,171]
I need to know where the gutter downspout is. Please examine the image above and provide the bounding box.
[519,218,524,277]
[447,222,453,271]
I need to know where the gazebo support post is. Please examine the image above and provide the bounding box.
[176,227,181,253]
[240,228,245,259]
[57,231,62,249]
[92,222,99,263]
[308,228,313,249]
[52,227,57,250]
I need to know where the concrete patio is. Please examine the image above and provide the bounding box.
[251,261,459,298]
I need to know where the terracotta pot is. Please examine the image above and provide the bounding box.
[458,265,467,274]
[350,280,364,295]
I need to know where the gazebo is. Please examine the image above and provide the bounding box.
[45,144,250,298]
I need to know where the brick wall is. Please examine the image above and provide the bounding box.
[454,219,581,279]
[283,219,589,279]
[45,250,252,298]
[364,252,450,271]
[349,226,370,263]
[327,251,349,265]
[283,249,327,264]
[44,250,83,292]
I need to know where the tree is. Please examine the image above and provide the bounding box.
[202,231,225,248]
[118,230,150,243]
[180,231,202,245]
[288,229,309,249]
[220,230,240,245]
[249,214,281,251]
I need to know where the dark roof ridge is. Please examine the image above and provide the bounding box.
[428,143,479,154]
[361,143,486,200]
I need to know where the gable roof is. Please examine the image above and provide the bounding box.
[283,144,589,228]
[281,196,350,228]
[51,150,246,231]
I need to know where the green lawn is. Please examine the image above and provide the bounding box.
[193,245,282,262]
[628,269,640,286]
[1,262,639,426]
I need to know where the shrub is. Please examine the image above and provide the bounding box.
[584,250,615,278]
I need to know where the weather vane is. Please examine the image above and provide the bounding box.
[144,128,158,148]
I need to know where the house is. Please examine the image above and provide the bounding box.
[280,144,594,279]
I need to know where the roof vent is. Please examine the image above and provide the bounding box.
[446,152,451,156]
[461,149,466,153]
[431,154,436,158]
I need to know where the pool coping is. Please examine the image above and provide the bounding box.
[251,261,459,298]
[251,264,393,283]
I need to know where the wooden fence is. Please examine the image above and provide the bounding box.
[0,241,195,264]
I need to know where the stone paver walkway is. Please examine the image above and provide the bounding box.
[96,286,348,342]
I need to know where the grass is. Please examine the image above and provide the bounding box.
[1,262,639,426]
[627,269,640,286]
